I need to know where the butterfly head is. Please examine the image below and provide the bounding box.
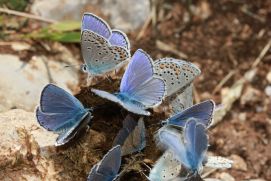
[81,64,88,73]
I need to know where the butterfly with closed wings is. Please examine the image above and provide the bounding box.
[81,13,131,76]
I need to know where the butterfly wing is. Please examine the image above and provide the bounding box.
[82,13,111,39]
[121,117,146,156]
[158,128,190,169]
[167,100,215,128]
[91,89,151,116]
[109,30,130,49]
[204,156,233,169]
[96,145,122,178]
[81,30,130,75]
[112,114,138,146]
[120,49,166,107]
[55,112,91,146]
[168,84,193,114]
[184,119,208,172]
[149,151,182,181]
[36,84,87,132]
[154,58,201,97]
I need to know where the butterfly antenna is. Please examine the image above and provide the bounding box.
[63,64,82,69]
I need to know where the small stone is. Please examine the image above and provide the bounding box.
[266,71,271,83]
[264,85,271,96]
[238,112,247,122]
[219,172,235,181]
[230,154,248,171]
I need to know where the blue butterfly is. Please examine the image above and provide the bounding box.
[158,119,208,178]
[112,114,146,156]
[162,100,215,128]
[81,13,131,76]
[36,84,92,147]
[87,145,122,181]
[92,49,166,116]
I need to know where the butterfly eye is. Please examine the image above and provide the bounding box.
[81,64,87,72]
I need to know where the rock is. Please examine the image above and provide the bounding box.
[264,85,271,97]
[0,109,106,180]
[230,154,248,171]
[218,172,235,181]
[0,54,79,112]
[31,0,150,31]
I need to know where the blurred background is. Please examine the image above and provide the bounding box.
[0,0,270,180]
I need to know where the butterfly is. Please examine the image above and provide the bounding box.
[36,84,92,147]
[147,150,182,181]
[81,13,131,76]
[162,100,215,128]
[92,49,166,116]
[87,145,122,181]
[154,58,200,97]
[112,114,146,156]
[157,119,208,178]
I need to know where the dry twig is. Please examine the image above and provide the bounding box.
[0,7,57,23]
[156,40,188,59]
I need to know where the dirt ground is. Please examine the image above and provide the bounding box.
[1,0,270,180]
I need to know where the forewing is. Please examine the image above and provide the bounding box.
[39,84,84,114]
[120,49,154,93]
[154,58,201,96]
[82,13,111,39]
[109,30,130,49]
[167,100,215,127]
[158,128,190,169]
[81,30,130,75]
[184,119,208,171]
[96,145,122,177]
